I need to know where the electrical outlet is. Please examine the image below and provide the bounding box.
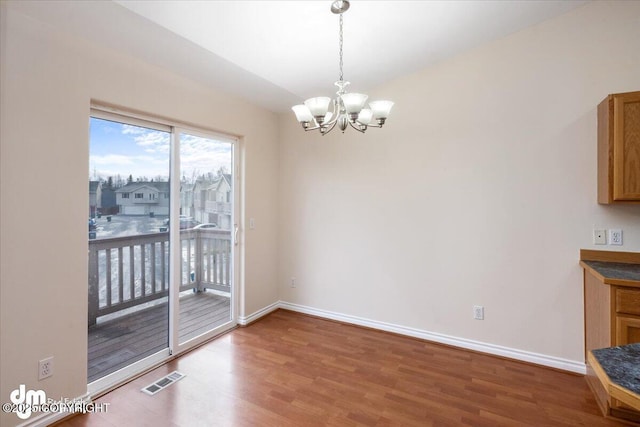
[593,229,607,245]
[291,277,296,288]
[473,305,484,320]
[609,229,623,245]
[39,357,53,380]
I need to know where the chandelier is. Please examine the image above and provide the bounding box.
[291,0,394,135]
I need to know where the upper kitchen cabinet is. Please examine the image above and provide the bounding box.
[598,91,640,204]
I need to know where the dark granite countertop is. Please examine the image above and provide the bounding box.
[592,343,640,396]
[581,260,640,287]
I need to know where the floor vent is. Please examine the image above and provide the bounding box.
[141,371,185,395]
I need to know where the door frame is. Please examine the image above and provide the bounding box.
[88,104,242,395]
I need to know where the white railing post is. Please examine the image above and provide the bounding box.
[195,230,204,292]
[88,247,99,326]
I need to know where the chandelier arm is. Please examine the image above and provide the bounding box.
[300,119,323,131]
[321,120,338,135]
[300,119,339,134]
[323,116,339,127]
[361,122,382,128]
[347,120,366,133]
[302,124,321,131]
[322,102,341,127]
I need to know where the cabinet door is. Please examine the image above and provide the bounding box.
[613,92,640,200]
[616,316,640,346]
[616,288,640,316]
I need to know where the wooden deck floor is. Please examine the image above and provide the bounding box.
[88,292,230,382]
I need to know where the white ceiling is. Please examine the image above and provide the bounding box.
[9,0,587,112]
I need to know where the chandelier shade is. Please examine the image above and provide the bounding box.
[291,1,393,135]
[291,105,313,123]
[304,97,332,119]
[357,108,372,125]
[369,100,394,120]
[340,93,368,114]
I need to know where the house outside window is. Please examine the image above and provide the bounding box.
[135,193,144,199]
[122,193,130,199]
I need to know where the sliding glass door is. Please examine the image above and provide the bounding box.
[88,114,171,385]
[176,131,234,346]
[88,110,237,391]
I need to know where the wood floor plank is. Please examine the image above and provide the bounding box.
[61,310,631,426]
[87,292,230,382]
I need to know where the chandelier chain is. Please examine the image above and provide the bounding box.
[339,13,344,82]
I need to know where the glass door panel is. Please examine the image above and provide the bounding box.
[88,114,170,383]
[177,131,233,344]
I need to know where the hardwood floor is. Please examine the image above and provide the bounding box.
[60,310,629,426]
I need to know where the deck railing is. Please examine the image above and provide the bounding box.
[88,229,231,326]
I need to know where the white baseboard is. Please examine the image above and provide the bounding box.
[218,299,586,374]
[238,300,280,326]
[15,392,91,427]
[279,301,587,375]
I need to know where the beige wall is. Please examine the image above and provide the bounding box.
[0,5,279,426]
[278,0,640,365]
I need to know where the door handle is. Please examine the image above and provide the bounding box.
[234,224,239,246]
